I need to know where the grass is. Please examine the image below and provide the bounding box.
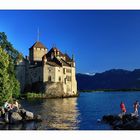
[25,92,46,99]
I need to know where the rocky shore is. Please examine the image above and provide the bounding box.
[0,107,42,125]
[102,114,140,130]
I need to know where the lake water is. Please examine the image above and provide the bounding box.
[1,91,140,130]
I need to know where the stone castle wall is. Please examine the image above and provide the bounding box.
[30,48,47,62]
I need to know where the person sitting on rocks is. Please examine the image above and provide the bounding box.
[3,101,9,111]
[12,100,19,112]
[120,102,126,116]
[2,101,12,123]
[133,101,139,117]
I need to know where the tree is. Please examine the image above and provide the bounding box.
[0,47,12,105]
[0,32,21,105]
[0,32,23,63]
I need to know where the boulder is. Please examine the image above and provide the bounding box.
[102,115,121,124]
[102,114,140,130]
[10,112,22,124]
[25,111,34,120]
[34,115,42,122]
[20,109,26,114]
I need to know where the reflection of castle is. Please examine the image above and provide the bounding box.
[16,41,77,97]
[40,98,80,130]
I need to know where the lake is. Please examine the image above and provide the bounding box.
[1,91,140,130]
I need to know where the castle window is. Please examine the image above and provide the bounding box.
[66,69,71,73]
[48,76,51,81]
[48,68,51,72]
[64,78,67,84]
[66,76,71,81]
[59,76,61,82]
[63,68,66,74]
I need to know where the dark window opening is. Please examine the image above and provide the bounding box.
[48,76,51,81]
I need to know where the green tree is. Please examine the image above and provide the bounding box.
[0,47,12,105]
[0,32,21,105]
[0,32,23,63]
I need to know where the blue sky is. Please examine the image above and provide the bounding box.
[1,10,140,73]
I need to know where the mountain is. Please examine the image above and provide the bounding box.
[76,69,140,91]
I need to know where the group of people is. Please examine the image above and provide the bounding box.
[120,101,139,117]
[0,100,19,122]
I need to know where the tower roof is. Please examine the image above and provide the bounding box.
[29,41,47,50]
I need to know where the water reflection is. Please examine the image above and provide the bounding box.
[40,98,80,130]
[0,97,80,130]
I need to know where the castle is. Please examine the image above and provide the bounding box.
[16,41,77,98]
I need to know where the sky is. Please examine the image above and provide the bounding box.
[1,10,140,73]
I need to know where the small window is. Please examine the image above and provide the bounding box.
[59,76,61,82]
[63,68,66,74]
[66,69,71,73]
[66,76,71,81]
[64,78,67,84]
[48,76,51,81]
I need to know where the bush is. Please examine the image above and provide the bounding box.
[26,92,46,99]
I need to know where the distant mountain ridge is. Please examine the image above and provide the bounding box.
[76,69,140,91]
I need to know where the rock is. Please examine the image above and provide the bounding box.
[0,106,42,126]
[20,109,26,114]
[0,118,6,125]
[102,114,140,130]
[5,112,9,123]
[10,112,22,124]
[19,109,27,119]
[25,111,34,120]
[34,115,42,122]
[102,115,121,124]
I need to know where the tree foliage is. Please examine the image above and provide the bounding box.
[0,32,21,105]
[0,32,23,63]
[0,48,12,105]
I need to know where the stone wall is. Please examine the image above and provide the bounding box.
[15,60,26,93]
[32,48,47,61]
[25,81,78,98]
[28,66,43,84]
[43,64,77,96]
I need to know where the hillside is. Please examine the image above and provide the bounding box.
[76,69,140,91]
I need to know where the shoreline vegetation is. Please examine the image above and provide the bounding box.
[21,92,79,99]
[80,89,140,93]
[20,89,140,99]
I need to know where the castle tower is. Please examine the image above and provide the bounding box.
[29,41,47,63]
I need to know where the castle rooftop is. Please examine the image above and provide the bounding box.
[29,41,47,50]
